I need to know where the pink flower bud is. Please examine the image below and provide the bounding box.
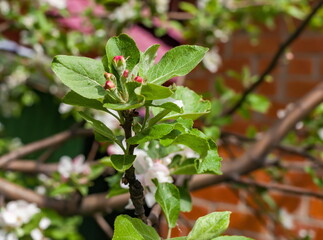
[122,69,129,78]
[113,55,125,63]
[104,80,115,90]
[104,72,114,80]
[134,76,143,83]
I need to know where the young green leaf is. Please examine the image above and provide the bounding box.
[168,238,187,240]
[127,124,174,145]
[110,155,136,172]
[106,34,140,71]
[139,44,160,78]
[154,182,180,228]
[63,91,106,111]
[187,212,231,240]
[112,215,160,240]
[136,83,173,100]
[172,133,209,157]
[178,185,192,212]
[152,87,210,120]
[197,149,222,175]
[147,45,208,85]
[52,56,106,99]
[78,111,116,142]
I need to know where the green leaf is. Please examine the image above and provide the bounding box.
[171,159,197,175]
[139,44,160,78]
[197,149,222,174]
[153,87,210,120]
[127,124,174,144]
[178,185,192,212]
[155,182,180,228]
[136,83,173,100]
[168,238,187,240]
[52,55,106,99]
[112,215,160,240]
[247,94,270,113]
[147,45,208,85]
[187,212,231,240]
[149,100,182,113]
[111,155,136,172]
[172,133,209,157]
[104,82,145,110]
[213,236,254,240]
[106,34,140,71]
[79,112,116,142]
[50,184,75,196]
[62,91,106,111]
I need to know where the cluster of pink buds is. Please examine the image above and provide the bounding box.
[134,76,143,83]
[103,72,116,90]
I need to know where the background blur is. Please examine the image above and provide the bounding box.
[1,0,323,239]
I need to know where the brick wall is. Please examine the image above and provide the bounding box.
[165,21,323,240]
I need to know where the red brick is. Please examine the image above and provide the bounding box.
[279,152,305,162]
[229,211,267,233]
[288,58,312,75]
[265,101,286,119]
[218,145,244,159]
[309,198,323,220]
[250,170,272,183]
[286,80,320,99]
[192,184,240,204]
[320,59,323,76]
[224,77,244,92]
[258,58,282,75]
[291,37,323,53]
[182,204,209,220]
[256,80,277,96]
[315,227,323,240]
[232,36,281,55]
[219,58,251,73]
[270,192,301,213]
[285,171,318,191]
[186,68,211,93]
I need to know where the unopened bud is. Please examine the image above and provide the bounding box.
[112,55,126,71]
[104,72,114,80]
[134,76,143,83]
[122,69,129,78]
[104,80,115,90]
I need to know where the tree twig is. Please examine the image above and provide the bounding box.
[93,213,114,238]
[0,127,92,167]
[222,0,323,116]
[233,177,323,199]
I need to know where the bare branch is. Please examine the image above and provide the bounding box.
[191,82,323,190]
[222,0,323,116]
[233,178,323,199]
[93,213,114,238]
[0,127,92,167]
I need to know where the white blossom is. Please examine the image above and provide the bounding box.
[213,29,230,43]
[57,155,90,179]
[0,230,18,240]
[39,217,51,230]
[152,98,184,108]
[58,103,73,114]
[277,109,286,119]
[295,121,303,130]
[0,0,10,15]
[109,2,135,23]
[93,110,120,131]
[279,208,294,230]
[156,0,169,14]
[197,0,209,9]
[40,0,66,9]
[203,47,222,73]
[0,200,40,228]
[31,229,43,240]
[318,128,323,141]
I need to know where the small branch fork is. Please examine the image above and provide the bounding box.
[222,0,323,116]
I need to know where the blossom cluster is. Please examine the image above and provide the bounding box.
[0,200,50,240]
